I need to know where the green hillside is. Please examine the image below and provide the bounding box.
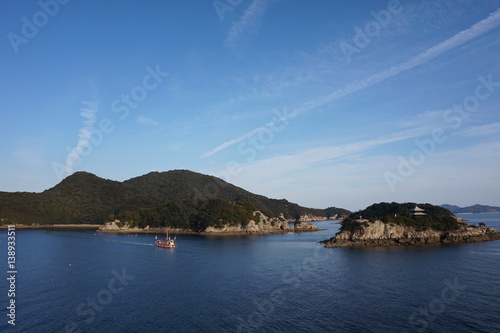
[0,170,350,225]
[0,172,158,224]
[124,170,349,219]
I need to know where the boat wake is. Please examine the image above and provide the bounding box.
[469,250,500,255]
[45,230,160,247]
[96,238,156,247]
[120,241,155,247]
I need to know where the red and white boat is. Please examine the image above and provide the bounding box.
[155,234,177,248]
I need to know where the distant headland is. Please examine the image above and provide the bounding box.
[440,204,500,214]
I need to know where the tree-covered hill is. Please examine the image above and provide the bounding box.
[0,170,350,225]
[0,172,159,224]
[123,170,349,220]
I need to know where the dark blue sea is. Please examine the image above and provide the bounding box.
[1,213,500,332]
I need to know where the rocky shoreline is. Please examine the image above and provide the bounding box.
[322,220,500,248]
[98,213,322,236]
[0,220,322,236]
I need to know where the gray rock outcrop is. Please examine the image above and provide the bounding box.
[323,220,500,247]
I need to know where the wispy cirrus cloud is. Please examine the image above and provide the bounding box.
[205,124,437,208]
[66,100,98,173]
[207,122,433,187]
[396,110,447,128]
[205,8,500,158]
[225,0,268,48]
[244,126,433,175]
[455,122,500,136]
[136,116,159,126]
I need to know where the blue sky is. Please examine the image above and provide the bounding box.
[1,0,500,211]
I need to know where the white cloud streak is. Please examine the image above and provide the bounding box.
[202,125,265,158]
[225,0,267,47]
[455,122,500,136]
[206,127,431,210]
[224,137,500,211]
[236,125,433,181]
[65,100,98,173]
[136,116,159,126]
[205,8,500,158]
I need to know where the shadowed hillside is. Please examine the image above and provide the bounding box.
[124,170,350,219]
[0,170,350,225]
[0,172,157,224]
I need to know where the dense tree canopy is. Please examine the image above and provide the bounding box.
[117,199,256,231]
[0,170,350,226]
[343,202,459,231]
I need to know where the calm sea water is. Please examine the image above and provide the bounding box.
[1,214,500,332]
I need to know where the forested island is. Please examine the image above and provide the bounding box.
[0,170,349,235]
[323,202,500,247]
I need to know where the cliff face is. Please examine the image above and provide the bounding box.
[324,220,500,247]
[203,216,322,234]
[203,212,289,235]
[293,222,321,232]
[297,214,328,222]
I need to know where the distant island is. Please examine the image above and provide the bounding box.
[0,170,350,235]
[440,204,500,214]
[322,202,500,248]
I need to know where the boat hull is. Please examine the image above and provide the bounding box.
[155,240,177,248]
